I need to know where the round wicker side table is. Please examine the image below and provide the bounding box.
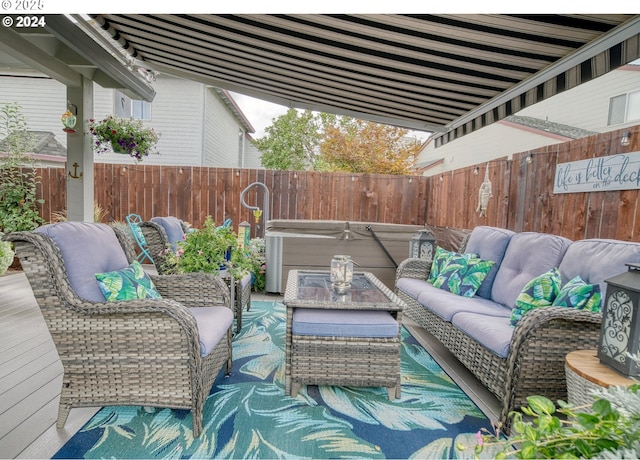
[565,349,635,408]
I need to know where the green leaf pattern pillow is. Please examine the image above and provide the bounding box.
[432,255,495,298]
[552,276,602,312]
[428,246,477,284]
[95,260,162,301]
[428,246,453,283]
[510,268,561,326]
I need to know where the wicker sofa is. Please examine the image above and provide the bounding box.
[395,225,640,432]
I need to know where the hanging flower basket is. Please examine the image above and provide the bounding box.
[110,141,127,154]
[88,116,160,162]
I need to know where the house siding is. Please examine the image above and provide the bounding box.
[242,136,263,169]
[418,65,640,176]
[93,75,204,166]
[0,74,66,143]
[203,88,245,168]
[518,66,640,132]
[0,72,259,167]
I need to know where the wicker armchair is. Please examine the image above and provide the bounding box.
[141,218,252,332]
[3,222,233,437]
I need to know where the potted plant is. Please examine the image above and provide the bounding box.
[88,115,160,162]
[163,216,238,275]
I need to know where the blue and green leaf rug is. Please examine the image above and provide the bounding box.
[54,301,494,459]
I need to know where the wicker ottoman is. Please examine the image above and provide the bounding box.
[284,270,404,400]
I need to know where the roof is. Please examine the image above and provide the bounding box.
[501,115,597,139]
[0,131,66,157]
[85,14,640,145]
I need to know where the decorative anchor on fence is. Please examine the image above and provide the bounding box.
[476,163,492,217]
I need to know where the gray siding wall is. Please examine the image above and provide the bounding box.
[519,66,640,132]
[418,66,640,176]
[0,73,254,168]
[203,88,244,168]
[0,74,66,144]
[93,74,204,166]
[242,136,264,169]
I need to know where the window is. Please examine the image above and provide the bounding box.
[114,91,152,120]
[608,90,640,125]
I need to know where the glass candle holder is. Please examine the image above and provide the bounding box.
[331,255,353,292]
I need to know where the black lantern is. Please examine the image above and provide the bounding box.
[597,263,640,377]
[410,229,436,260]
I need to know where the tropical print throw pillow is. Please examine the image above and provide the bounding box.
[510,267,561,326]
[431,255,494,298]
[428,246,454,283]
[428,246,477,284]
[552,276,602,312]
[95,260,162,301]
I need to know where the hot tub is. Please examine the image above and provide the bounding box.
[265,220,424,293]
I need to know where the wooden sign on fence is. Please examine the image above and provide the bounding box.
[554,151,640,194]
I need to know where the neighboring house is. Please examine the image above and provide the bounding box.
[0,70,263,168]
[0,131,67,168]
[417,62,640,176]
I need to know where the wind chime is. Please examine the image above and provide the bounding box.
[476,163,492,217]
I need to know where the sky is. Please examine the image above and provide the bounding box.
[229,92,290,139]
[229,91,431,142]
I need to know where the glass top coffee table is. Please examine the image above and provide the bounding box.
[284,269,405,400]
[286,270,397,307]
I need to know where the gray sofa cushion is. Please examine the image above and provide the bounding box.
[451,312,513,358]
[464,226,515,299]
[491,232,572,309]
[414,283,511,321]
[559,239,640,300]
[36,222,129,302]
[396,277,432,300]
[151,216,185,251]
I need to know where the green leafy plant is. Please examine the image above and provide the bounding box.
[0,233,14,275]
[162,216,238,275]
[88,115,160,162]
[229,237,266,291]
[0,102,45,233]
[470,374,640,458]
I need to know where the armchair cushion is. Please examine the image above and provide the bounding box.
[151,216,185,251]
[95,260,162,301]
[189,307,234,356]
[35,222,130,302]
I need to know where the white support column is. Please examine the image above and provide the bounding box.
[66,77,94,222]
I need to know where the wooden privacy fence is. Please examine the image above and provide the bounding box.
[427,126,640,241]
[36,166,429,238]
[34,125,640,242]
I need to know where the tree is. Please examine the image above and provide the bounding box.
[318,117,421,175]
[0,102,45,233]
[254,109,320,170]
